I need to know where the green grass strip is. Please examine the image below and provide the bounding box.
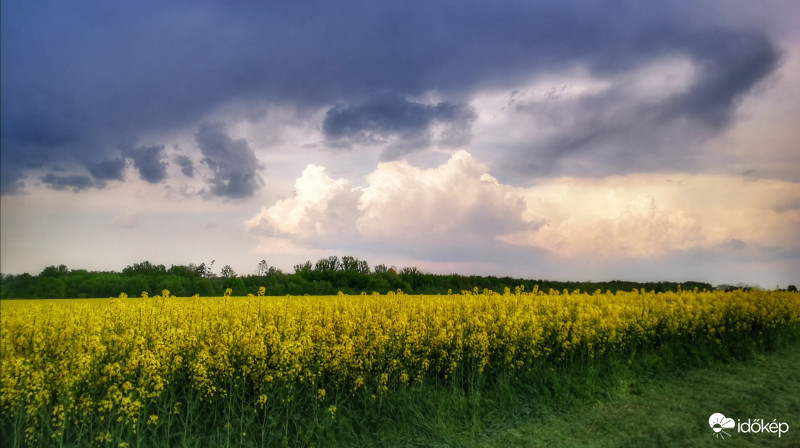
[468,341,800,448]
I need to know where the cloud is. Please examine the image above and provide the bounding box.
[127,145,167,183]
[195,123,262,198]
[1,176,25,195]
[87,158,126,182]
[1,0,789,193]
[249,153,800,266]
[667,29,780,128]
[499,174,800,260]
[356,151,528,244]
[40,173,95,192]
[247,151,534,261]
[487,34,780,177]
[174,155,195,178]
[499,194,704,259]
[246,164,360,239]
[322,93,477,159]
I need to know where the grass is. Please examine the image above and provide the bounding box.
[466,341,800,448]
[253,332,800,448]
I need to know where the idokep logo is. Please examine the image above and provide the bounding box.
[709,413,736,439]
[708,413,790,440]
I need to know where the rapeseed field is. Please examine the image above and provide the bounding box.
[2,288,798,447]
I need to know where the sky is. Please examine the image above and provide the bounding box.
[1,0,799,288]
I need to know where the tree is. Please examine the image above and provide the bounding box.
[400,266,423,290]
[315,256,340,272]
[340,256,370,274]
[788,285,798,292]
[341,256,358,272]
[223,276,245,295]
[40,264,68,277]
[193,278,214,296]
[0,254,717,298]
[185,263,207,278]
[294,261,313,273]
[257,259,268,276]
[400,266,420,275]
[220,265,236,278]
[123,261,166,276]
[194,260,215,278]
[35,277,66,298]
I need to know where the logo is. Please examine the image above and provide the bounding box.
[709,413,735,439]
[708,413,790,440]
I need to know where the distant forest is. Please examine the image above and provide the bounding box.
[0,256,723,299]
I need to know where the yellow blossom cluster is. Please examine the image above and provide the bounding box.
[1,289,798,445]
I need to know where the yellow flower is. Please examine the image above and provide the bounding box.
[1,287,798,444]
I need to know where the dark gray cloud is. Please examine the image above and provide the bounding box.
[505,27,781,177]
[322,93,476,159]
[175,155,195,178]
[127,145,167,183]
[87,158,126,181]
[0,0,788,193]
[195,123,261,198]
[40,173,94,192]
[661,29,780,128]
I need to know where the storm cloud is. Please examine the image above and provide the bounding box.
[195,123,262,198]
[40,173,95,192]
[127,145,167,184]
[175,155,195,178]
[322,94,477,159]
[0,0,786,194]
[519,28,781,175]
[87,158,126,182]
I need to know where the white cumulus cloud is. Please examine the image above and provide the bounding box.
[245,164,360,239]
[246,151,531,258]
[499,174,800,260]
[499,193,704,259]
[247,151,800,268]
[356,151,527,243]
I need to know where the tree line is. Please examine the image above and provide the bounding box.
[0,256,715,299]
